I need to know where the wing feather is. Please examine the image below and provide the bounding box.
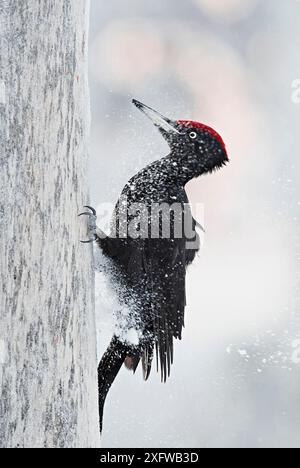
[142,238,187,382]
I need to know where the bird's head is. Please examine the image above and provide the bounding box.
[133,99,228,178]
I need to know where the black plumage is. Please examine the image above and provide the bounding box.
[81,100,228,433]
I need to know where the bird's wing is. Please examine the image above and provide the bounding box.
[107,188,199,382]
[140,237,187,382]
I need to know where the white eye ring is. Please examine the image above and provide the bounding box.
[189,131,197,140]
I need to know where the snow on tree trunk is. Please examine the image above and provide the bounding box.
[0,0,99,448]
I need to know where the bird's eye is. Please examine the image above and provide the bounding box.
[189,132,197,140]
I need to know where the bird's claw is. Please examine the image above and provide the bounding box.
[83,205,97,215]
[78,206,98,243]
[80,237,96,244]
[78,205,97,217]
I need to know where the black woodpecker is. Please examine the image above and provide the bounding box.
[79,99,229,433]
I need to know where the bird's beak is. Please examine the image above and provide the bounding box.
[132,99,181,139]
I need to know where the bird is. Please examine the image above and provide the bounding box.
[79,99,229,434]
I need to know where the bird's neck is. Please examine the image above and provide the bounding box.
[160,152,195,187]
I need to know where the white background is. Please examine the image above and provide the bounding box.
[89,0,300,448]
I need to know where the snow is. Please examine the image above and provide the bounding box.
[89,0,300,449]
[95,250,141,356]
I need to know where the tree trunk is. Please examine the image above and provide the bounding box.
[0,0,99,448]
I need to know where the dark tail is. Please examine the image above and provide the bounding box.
[98,336,130,434]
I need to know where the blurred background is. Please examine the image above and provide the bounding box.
[89,0,300,448]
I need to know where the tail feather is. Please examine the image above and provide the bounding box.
[98,336,130,434]
[142,344,154,381]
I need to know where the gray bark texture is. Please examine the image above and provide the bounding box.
[0,0,99,448]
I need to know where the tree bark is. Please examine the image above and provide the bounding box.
[0,0,99,448]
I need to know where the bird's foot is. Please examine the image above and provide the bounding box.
[78,205,97,243]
